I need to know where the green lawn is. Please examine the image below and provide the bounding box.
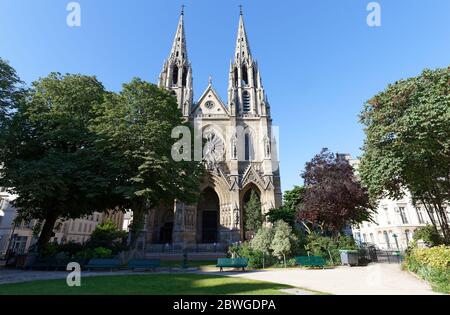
[0,273,294,295]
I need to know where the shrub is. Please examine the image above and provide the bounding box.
[93,247,113,258]
[271,220,298,268]
[57,242,84,257]
[85,220,127,254]
[404,245,450,293]
[413,225,444,247]
[74,248,95,261]
[228,242,266,269]
[304,233,357,265]
[40,243,60,257]
[250,227,274,268]
[305,233,340,264]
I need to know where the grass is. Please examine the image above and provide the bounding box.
[0,273,296,295]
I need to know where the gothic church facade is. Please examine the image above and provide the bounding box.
[145,9,282,248]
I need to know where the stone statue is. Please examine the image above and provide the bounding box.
[234,206,240,229]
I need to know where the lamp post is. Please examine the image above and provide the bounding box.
[392,234,400,251]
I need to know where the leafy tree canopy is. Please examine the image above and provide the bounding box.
[266,186,305,227]
[270,220,297,268]
[92,78,204,245]
[0,72,120,250]
[359,67,450,242]
[298,148,374,236]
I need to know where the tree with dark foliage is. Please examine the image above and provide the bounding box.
[298,149,374,237]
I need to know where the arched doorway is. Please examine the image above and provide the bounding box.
[159,211,173,244]
[241,184,262,241]
[197,188,220,243]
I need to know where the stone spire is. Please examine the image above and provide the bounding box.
[169,6,188,62]
[159,7,193,117]
[227,8,269,117]
[234,8,252,65]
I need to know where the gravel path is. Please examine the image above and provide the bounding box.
[203,263,441,295]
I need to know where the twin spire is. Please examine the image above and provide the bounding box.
[160,6,268,117]
[168,6,252,68]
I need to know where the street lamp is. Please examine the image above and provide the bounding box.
[392,233,400,251]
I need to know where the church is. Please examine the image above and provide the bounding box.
[144,8,282,249]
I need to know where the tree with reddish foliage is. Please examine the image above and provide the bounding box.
[297,149,374,237]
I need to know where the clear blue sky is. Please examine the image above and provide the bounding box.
[1,0,450,193]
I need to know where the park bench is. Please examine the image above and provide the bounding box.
[86,258,122,271]
[295,256,326,269]
[25,256,70,271]
[128,259,161,271]
[216,258,248,272]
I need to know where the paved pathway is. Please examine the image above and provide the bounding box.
[204,263,441,295]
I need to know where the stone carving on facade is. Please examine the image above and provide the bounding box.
[184,207,195,228]
[264,175,275,191]
[263,134,271,159]
[229,175,239,191]
[146,10,281,246]
[220,206,232,228]
[176,207,183,227]
[233,204,240,229]
[231,132,238,160]
[242,164,265,190]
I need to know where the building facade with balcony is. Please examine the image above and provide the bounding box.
[345,156,448,251]
[0,186,125,257]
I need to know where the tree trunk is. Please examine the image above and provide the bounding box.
[283,253,286,268]
[435,203,450,244]
[37,211,59,253]
[129,201,147,249]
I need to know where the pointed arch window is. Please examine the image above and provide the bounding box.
[244,133,254,161]
[172,65,179,85]
[234,67,239,88]
[242,65,249,86]
[182,66,188,87]
[242,91,250,112]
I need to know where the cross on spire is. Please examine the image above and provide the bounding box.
[181,4,185,16]
[239,5,243,16]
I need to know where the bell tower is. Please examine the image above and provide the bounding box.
[158,6,193,117]
[228,8,270,117]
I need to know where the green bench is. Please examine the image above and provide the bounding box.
[86,258,122,271]
[216,258,248,272]
[295,256,326,269]
[128,259,160,271]
[25,256,70,271]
